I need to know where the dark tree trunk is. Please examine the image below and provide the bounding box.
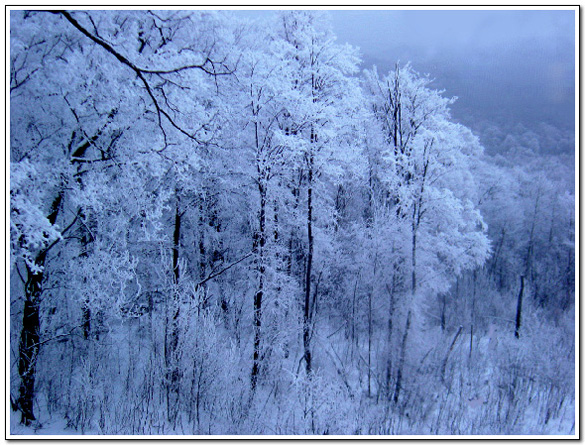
[170,196,182,353]
[394,310,411,404]
[287,170,302,279]
[82,305,91,340]
[367,255,377,397]
[350,275,359,361]
[165,194,182,422]
[411,229,417,295]
[385,281,396,400]
[172,196,181,287]
[525,190,541,291]
[79,209,93,340]
[366,165,375,226]
[441,325,463,384]
[252,180,266,389]
[250,104,269,389]
[367,286,372,397]
[515,275,525,339]
[440,293,446,332]
[469,270,477,360]
[198,198,206,283]
[17,263,43,425]
[16,192,62,425]
[304,150,314,376]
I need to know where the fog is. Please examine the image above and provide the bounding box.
[329,10,575,131]
[237,9,575,132]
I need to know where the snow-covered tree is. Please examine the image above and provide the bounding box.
[9,9,574,436]
[273,10,362,376]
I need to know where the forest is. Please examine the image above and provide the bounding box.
[9,10,575,436]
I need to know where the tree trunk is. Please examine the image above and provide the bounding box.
[469,269,477,360]
[16,192,62,425]
[366,165,375,226]
[304,150,314,376]
[411,223,417,295]
[17,263,43,425]
[525,190,541,289]
[393,310,411,404]
[198,198,206,283]
[385,281,396,401]
[514,275,525,339]
[169,195,181,357]
[287,170,302,279]
[351,275,359,361]
[164,193,182,422]
[367,254,377,397]
[79,209,92,340]
[367,286,372,397]
[82,305,91,340]
[172,195,181,287]
[440,293,446,332]
[441,325,463,384]
[252,181,266,389]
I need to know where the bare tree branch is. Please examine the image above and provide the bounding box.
[196,251,254,289]
[45,10,232,146]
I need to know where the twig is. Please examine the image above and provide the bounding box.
[46,10,232,146]
[195,251,253,289]
[441,325,462,384]
[22,322,87,351]
[41,211,80,257]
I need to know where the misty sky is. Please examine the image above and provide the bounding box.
[236,9,575,131]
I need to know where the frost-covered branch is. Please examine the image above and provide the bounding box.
[46,10,232,147]
[196,251,254,289]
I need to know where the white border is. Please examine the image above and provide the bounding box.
[4,4,579,441]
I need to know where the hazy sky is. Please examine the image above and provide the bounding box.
[236,9,575,131]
